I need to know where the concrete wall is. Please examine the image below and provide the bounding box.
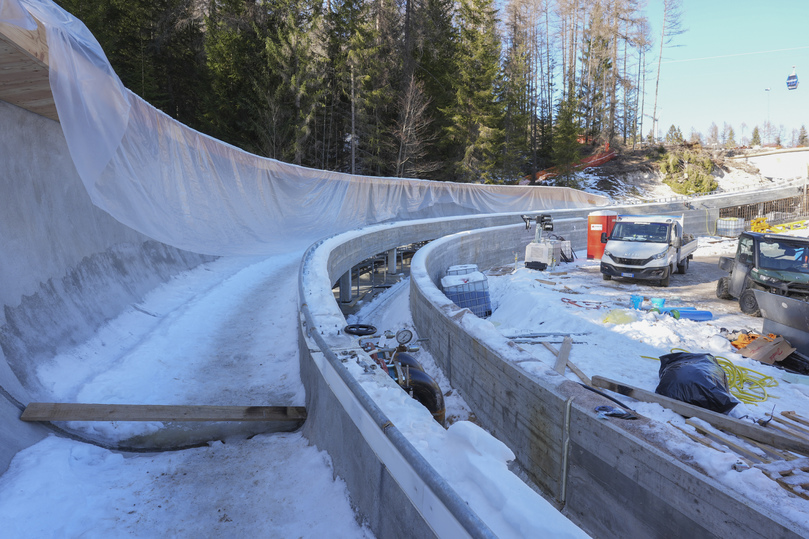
[0,101,215,468]
[408,225,805,538]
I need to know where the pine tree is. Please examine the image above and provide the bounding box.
[498,6,532,183]
[444,0,504,183]
[255,0,324,163]
[348,0,402,176]
[726,126,736,149]
[410,0,458,180]
[751,126,761,146]
[799,125,808,147]
[204,0,268,149]
[664,125,683,144]
[56,0,207,129]
[551,94,581,187]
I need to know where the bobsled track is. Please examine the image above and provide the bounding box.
[4,3,809,538]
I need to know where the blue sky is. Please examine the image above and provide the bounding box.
[645,0,809,144]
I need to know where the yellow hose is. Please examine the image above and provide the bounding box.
[646,348,779,405]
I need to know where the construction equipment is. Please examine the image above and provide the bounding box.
[715,231,809,316]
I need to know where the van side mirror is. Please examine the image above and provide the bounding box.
[672,237,682,248]
[600,232,607,243]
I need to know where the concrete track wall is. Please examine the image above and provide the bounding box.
[409,226,805,538]
[3,95,809,534]
[298,194,808,538]
[0,101,214,469]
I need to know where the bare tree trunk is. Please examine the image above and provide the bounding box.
[652,0,683,142]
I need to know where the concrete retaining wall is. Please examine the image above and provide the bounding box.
[0,101,214,468]
[409,226,805,538]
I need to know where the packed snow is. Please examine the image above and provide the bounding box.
[3,201,809,535]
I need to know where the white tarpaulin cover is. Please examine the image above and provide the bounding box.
[5,0,609,256]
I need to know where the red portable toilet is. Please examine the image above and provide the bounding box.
[587,210,618,260]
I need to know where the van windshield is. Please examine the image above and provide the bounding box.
[610,222,670,243]
[758,239,809,274]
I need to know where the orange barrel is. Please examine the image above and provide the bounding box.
[587,210,618,260]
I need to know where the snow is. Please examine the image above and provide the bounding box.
[0,252,380,538]
[0,242,589,538]
[480,235,809,533]
[3,181,809,535]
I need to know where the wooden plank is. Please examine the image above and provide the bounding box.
[553,336,572,374]
[565,358,592,386]
[591,376,809,455]
[783,411,809,429]
[0,17,49,65]
[21,403,307,422]
[769,418,809,442]
[685,418,770,464]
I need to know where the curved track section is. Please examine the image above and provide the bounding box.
[297,193,809,538]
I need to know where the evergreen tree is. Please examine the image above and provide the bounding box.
[348,0,402,176]
[664,125,683,144]
[204,0,268,149]
[444,0,504,183]
[56,0,208,130]
[410,0,459,180]
[498,14,532,183]
[551,94,581,187]
[726,126,736,149]
[751,126,761,146]
[799,125,809,147]
[255,0,324,163]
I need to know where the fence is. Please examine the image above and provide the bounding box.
[719,187,809,228]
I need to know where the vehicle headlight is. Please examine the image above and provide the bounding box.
[651,249,667,260]
[756,273,780,284]
[603,249,612,258]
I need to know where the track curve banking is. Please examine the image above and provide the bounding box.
[298,191,809,538]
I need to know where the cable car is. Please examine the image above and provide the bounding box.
[787,66,799,90]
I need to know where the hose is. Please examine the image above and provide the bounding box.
[643,348,779,404]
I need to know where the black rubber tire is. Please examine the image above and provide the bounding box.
[739,289,761,317]
[659,268,671,287]
[602,273,612,281]
[344,324,377,336]
[677,257,689,275]
[716,277,732,300]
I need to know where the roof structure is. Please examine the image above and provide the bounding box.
[0,16,57,121]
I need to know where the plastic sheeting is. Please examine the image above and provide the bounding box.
[5,0,609,256]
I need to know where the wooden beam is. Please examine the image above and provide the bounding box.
[21,403,307,422]
[0,17,49,66]
[591,376,809,455]
[553,335,573,374]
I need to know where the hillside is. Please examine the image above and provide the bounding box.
[573,147,773,202]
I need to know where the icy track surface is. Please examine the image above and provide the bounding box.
[0,252,374,538]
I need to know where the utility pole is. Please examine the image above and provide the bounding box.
[765,87,771,146]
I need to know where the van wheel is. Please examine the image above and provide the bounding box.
[739,289,761,317]
[659,268,671,287]
[602,273,611,281]
[716,277,732,299]
[677,257,689,274]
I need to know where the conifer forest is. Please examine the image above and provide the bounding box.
[56,0,671,184]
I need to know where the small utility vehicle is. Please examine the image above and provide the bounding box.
[599,214,697,287]
[715,231,809,316]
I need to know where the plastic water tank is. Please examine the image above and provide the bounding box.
[587,210,618,260]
